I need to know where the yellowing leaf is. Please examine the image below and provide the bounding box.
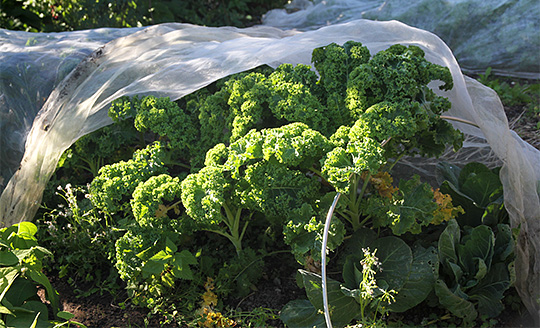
[155,204,168,218]
[432,188,464,225]
[370,171,398,199]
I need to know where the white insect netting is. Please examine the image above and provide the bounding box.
[0,19,538,322]
[263,0,540,78]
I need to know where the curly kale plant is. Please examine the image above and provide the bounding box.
[52,39,472,325]
[89,142,167,215]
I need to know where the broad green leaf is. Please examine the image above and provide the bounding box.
[0,305,13,315]
[437,162,461,187]
[0,267,19,303]
[148,250,172,263]
[493,224,514,262]
[468,263,510,318]
[32,246,53,259]
[22,301,48,321]
[457,225,494,276]
[165,237,178,254]
[175,250,197,265]
[461,172,502,208]
[388,245,438,312]
[5,307,48,328]
[280,299,326,328]
[474,258,487,281]
[141,260,165,278]
[342,255,364,290]
[440,180,484,226]
[438,219,460,269]
[57,311,75,320]
[434,279,477,323]
[16,222,38,238]
[171,251,197,280]
[447,261,463,284]
[457,162,493,187]
[27,270,58,314]
[4,278,37,307]
[371,236,412,290]
[0,251,18,266]
[340,228,377,260]
[299,269,360,328]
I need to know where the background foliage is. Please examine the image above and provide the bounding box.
[0,0,288,31]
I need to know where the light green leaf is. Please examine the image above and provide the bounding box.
[0,305,13,315]
[16,222,38,238]
[148,250,172,263]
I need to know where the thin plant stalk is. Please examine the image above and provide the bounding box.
[321,192,341,328]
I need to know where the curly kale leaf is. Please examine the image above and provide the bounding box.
[235,161,321,223]
[371,175,438,235]
[198,70,273,147]
[312,41,371,130]
[321,137,385,194]
[181,165,248,255]
[89,142,167,214]
[260,122,333,168]
[133,96,200,156]
[283,202,345,266]
[266,64,329,134]
[225,122,333,177]
[131,174,183,229]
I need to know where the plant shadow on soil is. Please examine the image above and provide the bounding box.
[46,251,305,328]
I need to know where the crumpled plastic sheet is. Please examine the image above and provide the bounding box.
[0,27,141,192]
[0,20,538,322]
[263,0,540,78]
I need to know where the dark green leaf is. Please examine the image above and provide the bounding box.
[457,225,494,276]
[388,245,438,312]
[468,263,510,318]
[57,311,75,320]
[27,270,58,314]
[141,260,165,278]
[493,224,514,262]
[434,279,477,323]
[460,172,502,208]
[4,278,37,307]
[437,162,461,187]
[438,219,460,269]
[371,236,412,290]
[280,299,326,328]
[0,251,18,266]
[299,269,360,327]
[0,267,19,303]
